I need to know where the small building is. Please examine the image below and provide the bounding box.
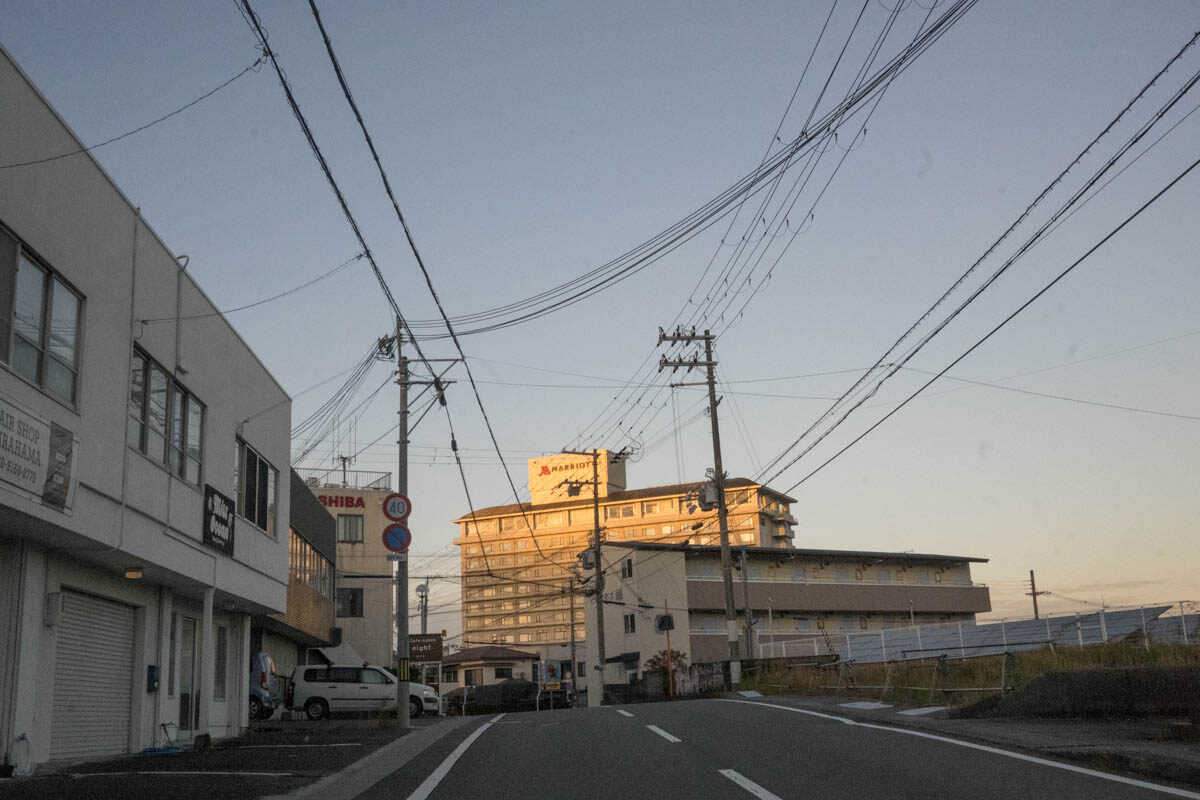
[439,646,539,697]
[295,469,395,668]
[250,470,338,683]
[585,541,990,686]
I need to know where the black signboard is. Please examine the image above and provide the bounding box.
[203,484,236,556]
[409,633,443,663]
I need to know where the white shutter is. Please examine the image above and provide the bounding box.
[50,591,136,760]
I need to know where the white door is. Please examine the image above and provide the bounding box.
[50,591,136,760]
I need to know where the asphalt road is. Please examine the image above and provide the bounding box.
[358,698,1198,800]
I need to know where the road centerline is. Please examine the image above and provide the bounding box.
[719,769,784,800]
[616,710,635,718]
[645,724,682,743]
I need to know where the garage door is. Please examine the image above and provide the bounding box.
[50,591,136,760]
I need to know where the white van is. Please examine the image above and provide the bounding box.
[285,664,439,720]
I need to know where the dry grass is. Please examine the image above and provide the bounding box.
[741,642,1200,708]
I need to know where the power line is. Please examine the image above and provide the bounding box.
[785,152,1200,493]
[0,54,266,169]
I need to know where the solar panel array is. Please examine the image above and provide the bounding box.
[758,606,1179,664]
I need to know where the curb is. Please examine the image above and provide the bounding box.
[261,716,475,800]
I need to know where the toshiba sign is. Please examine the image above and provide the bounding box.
[526,452,626,505]
[318,495,365,508]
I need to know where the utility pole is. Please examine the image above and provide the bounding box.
[419,578,430,635]
[659,327,740,684]
[394,320,409,729]
[739,549,753,658]
[1027,570,1049,620]
[562,448,606,705]
[568,573,578,705]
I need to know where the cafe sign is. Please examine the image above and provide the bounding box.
[0,391,77,512]
[203,484,236,556]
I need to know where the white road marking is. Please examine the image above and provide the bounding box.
[646,724,682,743]
[719,700,1200,799]
[617,710,635,718]
[406,714,504,800]
[74,771,295,777]
[839,701,893,710]
[897,706,948,716]
[719,769,784,800]
[236,743,362,748]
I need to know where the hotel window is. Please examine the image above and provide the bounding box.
[738,533,755,543]
[336,588,363,617]
[661,525,674,535]
[537,630,549,641]
[516,540,530,550]
[337,514,364,543]
[623,613,636,634]
[641,501,661,515]
[604,504,634,519]
[235,439,278,536]
[129,348,205,485]
[518,633,532,643]
[0,228,83,405]
[500,516,526,532]
[535,511,563,528]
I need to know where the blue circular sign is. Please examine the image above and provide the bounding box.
[383,524,412,553]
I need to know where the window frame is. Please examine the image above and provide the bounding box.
[336,587,364,618]
[128,347,205,485]
[336,514,365,543]
[0,227,84,406]
[235,438,278,536]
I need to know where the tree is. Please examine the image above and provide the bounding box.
[643,649,688,672]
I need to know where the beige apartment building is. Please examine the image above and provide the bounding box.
[451,452,797,652]
[297,468,396,667]
[586,541,991,683]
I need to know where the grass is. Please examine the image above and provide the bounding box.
[740,641,1200,709]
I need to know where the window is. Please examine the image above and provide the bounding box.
[0,229,83,404]
[516,540,530,550]
[361,668,390,684]
[518,633,532,643]
[623,613,636,634]
[738,533,756,543]
[337,515,364,543]
[213,625,228,700]
[464,669,481,686]
[128,348,205,485]
[442,666,458,683]
[535,511,563,528]
[494,666,513,679]
[620,559,633,579]
[604,504,634,519]
[537,630,549,641]
[500,516,525,532]
[336,587,364,617]
[235,439,278,535]
[641,501,661,515]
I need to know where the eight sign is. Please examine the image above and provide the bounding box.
[383,523,412,553]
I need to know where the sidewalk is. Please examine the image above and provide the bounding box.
[0,715,462,800]
[754,694,1200,790]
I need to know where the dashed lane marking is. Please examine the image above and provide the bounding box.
[617,710,635,718]
[719,769,784,800]
[646,724,682,743]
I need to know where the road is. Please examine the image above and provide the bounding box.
[353,698,1198,800]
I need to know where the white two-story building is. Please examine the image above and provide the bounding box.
[0,45,291,766]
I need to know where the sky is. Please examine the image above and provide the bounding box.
[2,0,1198,636]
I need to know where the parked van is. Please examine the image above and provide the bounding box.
[285,664,439,720]
[248,652,279,720]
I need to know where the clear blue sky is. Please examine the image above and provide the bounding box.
[3,1,1198,631]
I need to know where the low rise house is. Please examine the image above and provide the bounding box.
[438,646,539,697]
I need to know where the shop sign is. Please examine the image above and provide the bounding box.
[203,484,236,555]
[0,391,76,512]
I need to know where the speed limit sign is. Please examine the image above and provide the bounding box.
[383,493,411,522]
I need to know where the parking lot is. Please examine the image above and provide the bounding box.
[0,714,451,800]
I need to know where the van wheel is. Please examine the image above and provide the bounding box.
[409,697,422,717]
[249,697,264,720]
[305,698,329,721]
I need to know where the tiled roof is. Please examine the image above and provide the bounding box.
[442,645,539,666]
[600,541,988,564]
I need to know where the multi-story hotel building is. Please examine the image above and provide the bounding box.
[452,452,797,651]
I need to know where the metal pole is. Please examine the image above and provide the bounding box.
[1139,606,1148,652]
[1001,619,1007,647]
[705,333,740,684]
[739,549,753,659]
[420,576,430,635]
[1029,569,1041,619]
[568,576,578,703]
[1075,612,1083,646]
[1182,601,1190,646]
[958,621,965,658]
[664,598,673,699]
[766,599,773,660]
[1099,606,1108,642]
[394,321,409,729]
[590,451,606,705]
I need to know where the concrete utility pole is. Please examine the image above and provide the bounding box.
[739,549,753,657]
[1026,569,1049,620]
[658,327,740,685]
[568,573,578,704]
[395,321,410,729]
[562,448,606,705]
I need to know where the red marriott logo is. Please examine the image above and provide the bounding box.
[537,461,590,477]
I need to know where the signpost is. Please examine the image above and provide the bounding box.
[383,523,412,553]
[383,493,411,522]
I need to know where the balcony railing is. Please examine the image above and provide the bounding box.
[296,467,391,491]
